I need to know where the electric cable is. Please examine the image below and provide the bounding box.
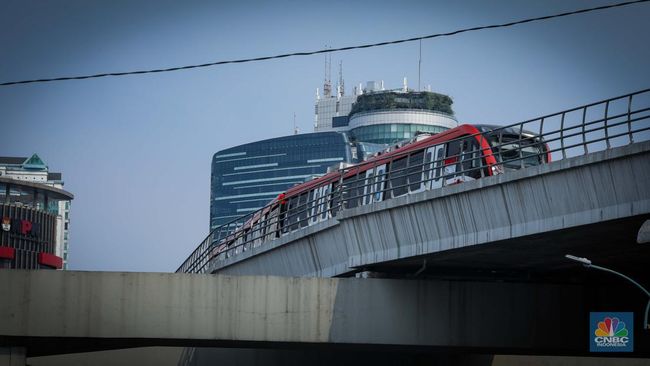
[1,0,648,87]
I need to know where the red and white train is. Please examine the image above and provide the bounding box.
[213,123,550,258]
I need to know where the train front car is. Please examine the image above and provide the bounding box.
[474,124,551,172]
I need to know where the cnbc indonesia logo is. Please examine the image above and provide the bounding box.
[590,312,633,352]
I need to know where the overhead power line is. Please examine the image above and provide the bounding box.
[1,0,648,87]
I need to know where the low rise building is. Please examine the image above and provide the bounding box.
[0,154,73,269]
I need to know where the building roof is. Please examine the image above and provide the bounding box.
[47,172,62,181]
[0,156,28,165]
[0,177,73,200]
[22,154,47,170]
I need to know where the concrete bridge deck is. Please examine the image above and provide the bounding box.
[209,141,650,280]
[1,270,649,362]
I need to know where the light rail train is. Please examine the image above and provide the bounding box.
[213,124,551,259]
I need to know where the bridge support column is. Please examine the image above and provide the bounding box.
[0,347,25,366]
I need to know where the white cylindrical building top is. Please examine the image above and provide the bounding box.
[349,109,457,130]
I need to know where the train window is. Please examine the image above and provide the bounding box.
[286,196,299,232]
[330,182,341,217]
[355,171,366,207]
[309,188,319,224]
[354,171,365,208]
[444,139,461,179]
[461,137,481,179]
[407,150,424,192]
[373,164,387,202]
[487,133,546,170]
[389,156,408,197]
[267,205,280,240]
[342,175,360,209]
[320,185,331,220]
[259,211,269,237]
[298,193,309,228]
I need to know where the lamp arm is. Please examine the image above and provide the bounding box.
[589,264,650,329]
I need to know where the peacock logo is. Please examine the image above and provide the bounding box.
[595,317,628,337]
[590,312,633,352]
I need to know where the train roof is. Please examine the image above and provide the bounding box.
[283,124,484,199]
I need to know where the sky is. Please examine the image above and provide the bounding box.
[1,0,649,272]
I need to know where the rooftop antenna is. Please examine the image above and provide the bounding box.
[418,39,422,91]
[293,112,299,135]
[338,61,345,97]
[323,46,332,98]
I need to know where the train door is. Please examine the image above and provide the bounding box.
[460,137,481,180]
[309,188,319,225]
[298,193,309,229]
[424,144,445,190]
[330,181,341,217]
[389,156,409,198]
[363,169,374,205]
[407,150,425,194]
[444,139,461,185]
[251,219,262,248]
[320,184,331,220]
[372,164,386,203]
[266,205,280,241]
[257,211,269,246]
[310,185,328,225]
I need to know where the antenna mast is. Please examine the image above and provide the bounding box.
[338,61,345,97]
[293,112,299,135]
[323,46,332,98]
[418,39,422,92]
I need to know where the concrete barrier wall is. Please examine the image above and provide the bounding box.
[2,270,648,357]
[0,271,337,345]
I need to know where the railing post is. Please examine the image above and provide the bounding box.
[604,100,611,149]
[519,122,524,169]
[478,133,486,178]
[539,118,545,162]
[628,95,634,144]
[582,107,588,155]
[338,167,345,211]
[560,112,566,159]
[406,153,412,194]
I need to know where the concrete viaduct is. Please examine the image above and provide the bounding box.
[2,137,649,365]
[1,269,649,366]
[208,141,650,282]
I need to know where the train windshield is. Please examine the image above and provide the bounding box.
[477,126,547,170]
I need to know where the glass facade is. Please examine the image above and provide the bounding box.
[210,132,354,229]
[351,124,448,145]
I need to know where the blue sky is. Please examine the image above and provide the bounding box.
[1,0,649,271]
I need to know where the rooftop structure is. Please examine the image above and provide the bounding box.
[314,78,458,144]
[0,154,72,269]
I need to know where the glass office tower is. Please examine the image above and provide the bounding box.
[210,132,357,230]
[211,83,458,230]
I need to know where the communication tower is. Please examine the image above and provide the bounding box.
[323,47,332,98]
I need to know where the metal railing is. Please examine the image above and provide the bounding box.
[177,88,650,275]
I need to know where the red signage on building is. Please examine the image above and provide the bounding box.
[1,217,42,238]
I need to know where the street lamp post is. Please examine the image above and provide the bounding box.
[565,254,650,330]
